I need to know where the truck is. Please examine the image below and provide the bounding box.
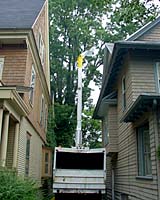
[53,147,106,200]
[53,49,106,199]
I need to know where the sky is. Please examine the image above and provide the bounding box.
[90,0,160,106]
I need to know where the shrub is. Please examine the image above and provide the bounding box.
[0,168,43,200]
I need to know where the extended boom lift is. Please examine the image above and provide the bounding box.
[53,47,106,200]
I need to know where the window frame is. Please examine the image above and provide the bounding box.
[0,57,4,80]
[40,94,45,126]
[29,65,36,105]
[137,122,152,177]
[103,115,109,146]
[122,76,126,111]
[44,152,49,174]
[25,133,31,176]
[38,31,45,66]
[155,61,160,92]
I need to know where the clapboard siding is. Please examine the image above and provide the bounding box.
[106,105,118,153]
[105,51,159,199]
[18,117,43,185]
[1,49,27,85]
[106,157,112,199]
[137,23,160,41]
[112,101,158,199]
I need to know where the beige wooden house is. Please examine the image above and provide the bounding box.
[0,0,52,185]
[94,17,160,200]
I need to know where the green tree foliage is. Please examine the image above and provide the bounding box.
[54,103,76,147]
[107,0,159,42]
[82,107,102,148]
[49,0,159,147]
[46,105,56,148]
[0,168,42,200]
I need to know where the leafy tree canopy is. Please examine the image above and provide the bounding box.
[49,0,159,148]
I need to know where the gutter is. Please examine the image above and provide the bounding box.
[93,41,160,119]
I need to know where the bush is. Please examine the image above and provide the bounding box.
[0,168,43,200]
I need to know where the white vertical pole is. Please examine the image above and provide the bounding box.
[0,112,10,167]
[0,108,3,143]
[76,67,82,147]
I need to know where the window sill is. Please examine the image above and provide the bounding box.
[136,176,153,180]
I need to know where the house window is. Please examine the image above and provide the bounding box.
[137,122,151,176]
[0,57,4,80]
[40,94,45,126]
[38,32,45,65]
[45,152,49,174]
[103,116,109,146]
[29,65,36,104]
[44,105,48,131]
[122,76,126,110]
[25,133,31,176]
[155,62,160,92]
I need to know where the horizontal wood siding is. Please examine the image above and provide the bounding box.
[105,52,159,199]
[137,23,160,41]
[18,117,43,185]
[0,49,27,85]
[32,2,50,89]
[106,157,112,199]
[129,51,156,103]
[106,105,118,153]
[24,48,47,142]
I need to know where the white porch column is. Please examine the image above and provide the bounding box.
[12,122,20,168]
[0,112,9,167]
[0,108,3,143]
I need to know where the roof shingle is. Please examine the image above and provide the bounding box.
[0,0,45,29]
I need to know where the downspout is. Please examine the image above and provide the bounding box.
[153,99,160,199]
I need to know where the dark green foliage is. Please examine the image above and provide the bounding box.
[49,0,159,147]
[54,103,76,147]
[46,105,56,148]
[107,0,159,42]
[0,168,42,200]
[82,107,102,148]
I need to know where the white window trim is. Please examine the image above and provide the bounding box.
[0,57,5,80]
[122,76,126,110]
[137,122,152,177]
[40,94,45,127]
[155,62,160,92]
[29,65,36,105]
[38,30,45,66]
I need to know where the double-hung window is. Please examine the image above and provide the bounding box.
[137,122,151,176]
[38,32,45,65]
[0,57,4,80]
[40,94,45,126]
[122,76,126,110]
[25,133,31,176]
[103,116,109,146]
[29,65,36,104]
[155,62,160,92]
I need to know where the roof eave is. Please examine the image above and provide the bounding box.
[93,41,160,119]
